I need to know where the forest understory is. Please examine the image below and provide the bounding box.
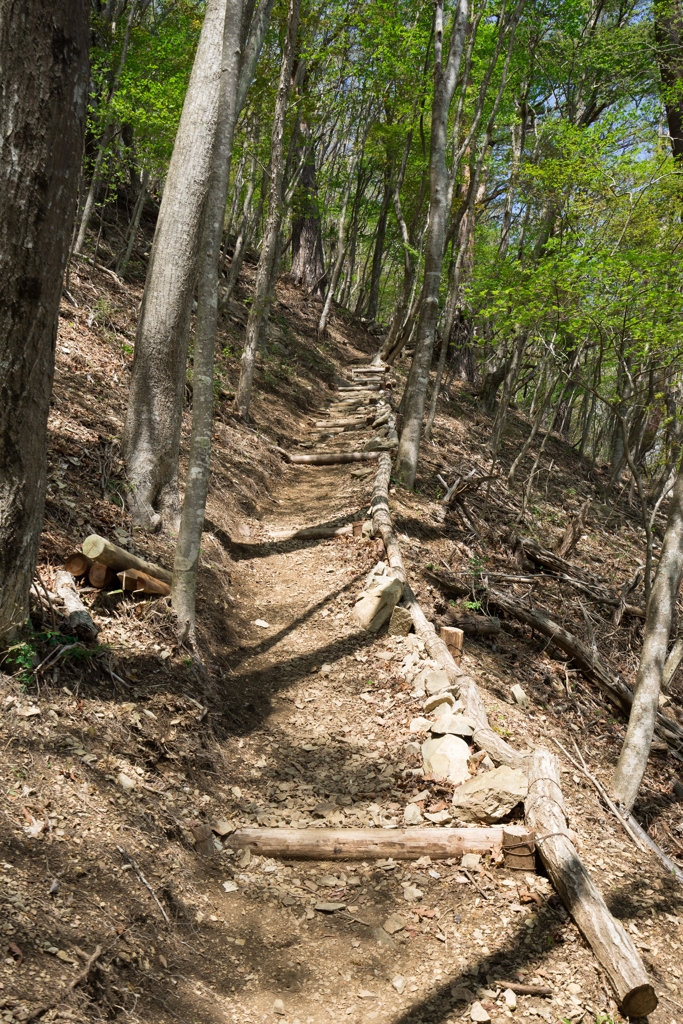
[0,251,682,1024]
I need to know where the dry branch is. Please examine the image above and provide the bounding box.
[269,524,355,541]
[287,451,381,466]
[82,534,172,584]
[525,748,657,1017]
[54,571,99,640]
[486,588,683,752]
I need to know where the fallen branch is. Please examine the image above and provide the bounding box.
[496,982,552,997]
[444,608,501,635]
[223,826,529,863]
[116,846,170,926]
[24,944,103,1022]
[525,748,657,1017]
[54,571,99,641]
[82,534,171,584]
[287,451,381,465]
[486,588,683,752]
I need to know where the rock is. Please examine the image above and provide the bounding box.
[320,663,332,676]
[222,879,238,892]
[422,735,470,785]
[451,765,529,823]
[358,989,376,999]
[211,818,235,837]
[315,902,347,912]
[273,998,286,1015]
[429,713,475,737]
[423,692,456,714]
[404,741,421,756]
[567,983,581,995]
[352,573,404,632]
[503,988,517,1009]
[410,717,433,732]
[415,667,451,695]
[372,925,395,948]
[424,808,452,824]
[460,853,481,869]
[383,913,407,934]
[403,803,423,825]
[401,884,423,901]
[451,986,476,1002]
[392,975,406,995]
[471,1001,491,1022]
[511,683,529,708]
[254,618,270,628]
[118,772,135,793]
[388,605,413,635]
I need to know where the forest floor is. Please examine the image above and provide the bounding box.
[0,253,682,1024]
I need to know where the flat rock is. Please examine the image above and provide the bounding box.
[423,692,455,714]
[353,574,404,633]
[415,667,451,695]
[383,913,406,934]
[422,734,470,785]
[460,853,481,869]
[451,765,529,823]
[315,902,346,912]
[401,884,423,902]
[471,1001,491,1022]
[503,988,517,1009]
[429,713,475,737]
[409,717,432,732]
[403,803,423,825]
[424,808,452,824]
[392,975,406,995]
[388,605,413,635]
[511,683,529,708]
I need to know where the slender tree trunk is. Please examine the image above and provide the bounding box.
[116,168,149,275]
[612,467,683,811]
[318,150,359,334]
[291,117,326,296]
[365,166,392,321]
[0,0,88,638]
[172,0,243,643]
[223,165,265,306]
[654,0,683,161]
[73,0,138,255]
[395,0,469,488]
[123,0,230,529]
[123,0,274,529]
[235,0,300,420]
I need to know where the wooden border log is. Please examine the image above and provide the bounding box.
[288,451,381,465]
[526,749,657,1017]
[224,826,508,860]
[445,609,501,635]
[63,552,93,577]
[117,569,171,596]
[54,571,99,640]
[487,588,683,751]
[315,417,371,428]
[269,524,354,541]
[82,534,172,584]
[88,562,116,589]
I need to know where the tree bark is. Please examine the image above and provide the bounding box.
[395,0,469,489]
[172,0,244,643]
[0,0,88,638]
[291,117,326,297]
[236,0,300,420]
[654,0,683,161]
[612,467,683,811]
[364,166,392,321]
[123,0,274,529]
[122,0,230,529]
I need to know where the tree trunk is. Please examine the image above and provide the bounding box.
[291,121,326,297]
[235,0,300,420]
[318,149,359,334]
[122,0,230,530]
[612,467,683,811]
[116,168,150,276]
[0,0,88,638]
[172,0,244,643]
[123,0,274,530]
[223,164,266,306]
[365,166,392,321]
[395,0,469,489]
[654,0,683,161]
[73,0,138,255]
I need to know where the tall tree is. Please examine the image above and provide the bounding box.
[236,0,301,420]
[394,0,469,488]
[123,0,274,530]
[0,0,89,639]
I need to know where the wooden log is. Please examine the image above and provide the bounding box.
[82,534,172,584]
[441,625,464,664]
[117,569,171,596]
[224,826,506,860]
[269,524,353,541]
[88,562,116,589]
[54,571,99,641]
[502,824,536,870]
[525,748,657,1017]
[315,417,370,428]
[63,552,94,577]
[288,451,381,465]
[445,609,501,635]
[487,588,683,750]
[496,982,552,997]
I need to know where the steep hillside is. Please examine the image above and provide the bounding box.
[0,264,681,1024]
